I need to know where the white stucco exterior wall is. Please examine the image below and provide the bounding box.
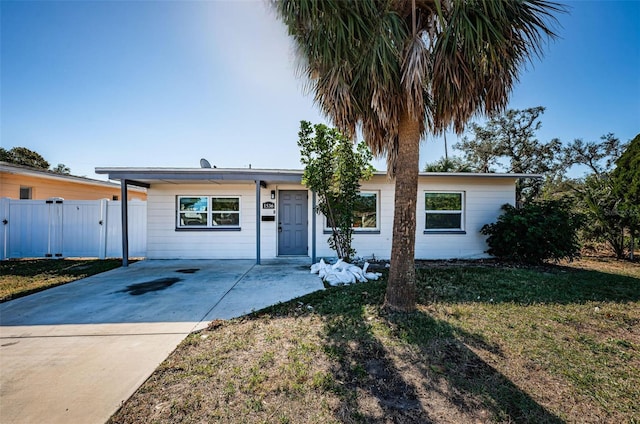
[314,175,516,260]
[414,176,515,259]
[146,183,261,259]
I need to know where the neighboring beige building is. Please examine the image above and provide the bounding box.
[1,162,147,201]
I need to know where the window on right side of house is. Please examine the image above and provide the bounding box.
[425,192,464,231]
[352,191,378,230]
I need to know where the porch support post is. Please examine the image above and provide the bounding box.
[121,180,129,267]
[256,180,261,265]
[311,190,316,264]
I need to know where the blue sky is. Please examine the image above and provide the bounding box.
[1,0,639,180]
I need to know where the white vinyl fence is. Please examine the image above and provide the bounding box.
[0,198,146,260]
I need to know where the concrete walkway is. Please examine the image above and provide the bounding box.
[0,259,323,424]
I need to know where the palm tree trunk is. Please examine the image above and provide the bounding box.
[384,110,420,312]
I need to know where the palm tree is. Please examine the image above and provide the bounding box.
[273,0,563,312]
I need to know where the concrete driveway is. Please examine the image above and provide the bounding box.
[0,259,323,424]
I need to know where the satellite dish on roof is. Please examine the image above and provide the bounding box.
[200,158,212,168]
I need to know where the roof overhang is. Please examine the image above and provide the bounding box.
[416,172,541,179]
[95,167,541,187]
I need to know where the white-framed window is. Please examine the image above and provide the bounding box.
[424,191,464,231]
[177,196,240,229]
[324,191,379,232]
[353,191,379,230]
[211,197,240,227]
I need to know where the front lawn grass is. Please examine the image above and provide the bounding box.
[0,259,124,302]
[109,257,639,423]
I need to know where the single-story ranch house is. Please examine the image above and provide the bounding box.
[95,167,536,265]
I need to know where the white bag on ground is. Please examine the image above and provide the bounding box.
[310,260,382,286]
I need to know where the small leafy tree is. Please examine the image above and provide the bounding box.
[298,121,374,260]
[481,200,582,264]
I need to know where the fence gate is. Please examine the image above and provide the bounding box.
[0,198,146,260]
[3,200,53,258]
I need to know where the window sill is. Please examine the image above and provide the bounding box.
[176,227,241,232]
[423,230,466,235]
[323,230,381,235]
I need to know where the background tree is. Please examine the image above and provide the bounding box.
[612,134,640,208]
[611,134,640,259]
[0,148,10,163]
[423,156,472,172]
[52,163,71,175]
[538,174,581,202]
[274,0,563,312]
[580,174,628,258]
[453,125,502,173]
[0,146,50,169]
[454,107,562,204]
[298,121,374,260]
[561,133,625,177]
[561,133,630,258]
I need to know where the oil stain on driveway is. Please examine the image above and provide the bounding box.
[0,259,322,424]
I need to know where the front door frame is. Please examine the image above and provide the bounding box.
[277,190,309,256]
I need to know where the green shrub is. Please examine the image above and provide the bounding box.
[481,200,582,264]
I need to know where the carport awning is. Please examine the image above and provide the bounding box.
[94,167,308,268]
[95,167,304,186]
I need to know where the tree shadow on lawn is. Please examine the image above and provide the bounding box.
[259,263,637,422]
[303,282,563,423]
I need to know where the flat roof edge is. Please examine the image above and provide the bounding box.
[96,167,540,181]
[95,167,304,183]
[417,172,542,179]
